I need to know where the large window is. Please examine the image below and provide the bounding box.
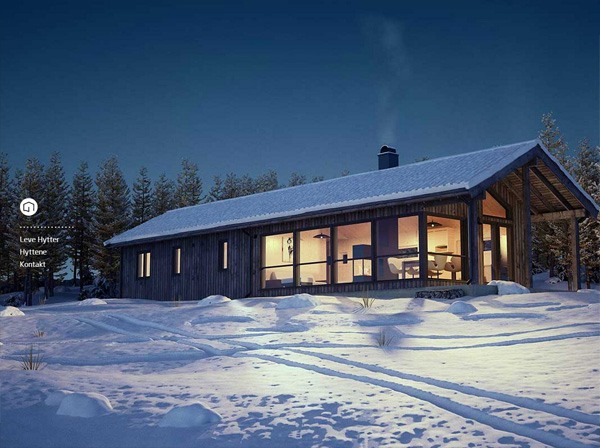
[334,222,372,283]
[376,216,419,281]
[426,217,464,280]
[261,233,294,288]
[137,251,151,278]
[298,228,331,286]
[260,214,471,289]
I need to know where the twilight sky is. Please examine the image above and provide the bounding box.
[1,0,598,186]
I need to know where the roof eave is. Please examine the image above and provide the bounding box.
[104,187,471,248]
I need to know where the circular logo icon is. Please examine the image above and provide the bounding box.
[20,198,38,216]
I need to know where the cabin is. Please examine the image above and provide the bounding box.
[106,140,599,300]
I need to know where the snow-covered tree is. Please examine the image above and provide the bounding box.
[253,170,279,193]
[288,172,307,187]
[68,161,96,293]
[132,167,153,226]
[0,153,15,290]
[174,159,202,207]
[540,112,571,170]
[44,152,69,296]
[93,156,130,295]
[534,113,572,281]
[209,170,279,201]
[15,158,46,305]
[152,173,175,216]
[573,139,600,287]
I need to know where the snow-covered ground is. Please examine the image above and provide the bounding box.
[1,290,599,447]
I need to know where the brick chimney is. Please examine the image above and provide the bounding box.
[378,145,399,170]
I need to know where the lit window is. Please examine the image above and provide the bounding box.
[220,241,228,270]
[261,233,293,288]
[137,251,151,278]
[173,247,181,275]
[334,222,372,283]
[426,216,463,280]
[298,228,331,286]
[376,216,419,281]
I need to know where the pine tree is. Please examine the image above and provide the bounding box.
[0,153,15,291]
[288,172,307,187]
[174,159,202,207]
[67,161,96,294]
[132,167,153,226]
[44,152,69,296]
[253,170,279,193]
[573,139,600,287]
[209,170,279,201]
[534,112,572,281]
[152,173,175,216]
[15,158,46,305]
[540,112,571,169]
[93,156,130,295]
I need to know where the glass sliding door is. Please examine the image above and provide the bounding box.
[426,216,464,280]
[298,228,331,286]
[483,224,493,283]
[261,232,294,289]
[483,223,511,282]
[334,222,371,283]
[499,226,509,280]
[376,216,419,280]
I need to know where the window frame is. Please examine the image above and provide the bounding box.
[258,212,471,290]
[219,240,229,271]
[172,247,181,276]
[137,250,151,279]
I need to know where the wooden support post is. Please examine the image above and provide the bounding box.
[467,199,480,284]
[570,218,581,291]
[418,212,428,281]
[522,165,533,288]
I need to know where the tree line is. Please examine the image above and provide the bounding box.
[0,112,598,302]
[0,154,336,302]
[535,113,600,288]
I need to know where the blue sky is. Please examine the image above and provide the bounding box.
[1,0,598,186]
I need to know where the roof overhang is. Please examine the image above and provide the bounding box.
[105,188,472,247]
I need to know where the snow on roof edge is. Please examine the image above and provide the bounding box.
[105,182,470,246]
[535,140,600,217]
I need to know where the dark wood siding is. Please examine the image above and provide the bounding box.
[121,230,252,301]
[118,183,540,300]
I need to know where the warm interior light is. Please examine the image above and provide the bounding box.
[313,233,330,239]
[428,221,443,228]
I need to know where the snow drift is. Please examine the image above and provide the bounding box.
[488,280,530,295]
[45,390,73,407]
[56,392,113,418]
[446,301,478,314]
[198,295,231,307]
[276,294,321,310]
[0,306,25,317]
[77,298,108,306]
[158,402,222,427]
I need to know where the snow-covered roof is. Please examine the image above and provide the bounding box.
[106,139,599,246]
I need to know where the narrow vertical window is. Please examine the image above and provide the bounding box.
[173,247,181,275]
[219,240,229,270]
[137,251,151,278]
[137,253,144,278]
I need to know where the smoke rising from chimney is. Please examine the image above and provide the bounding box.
[362,15,410,145]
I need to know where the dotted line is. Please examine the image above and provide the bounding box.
[19,226,75,229]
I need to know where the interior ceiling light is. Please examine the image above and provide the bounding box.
[427,221,443,228]
[313,233,330,239]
